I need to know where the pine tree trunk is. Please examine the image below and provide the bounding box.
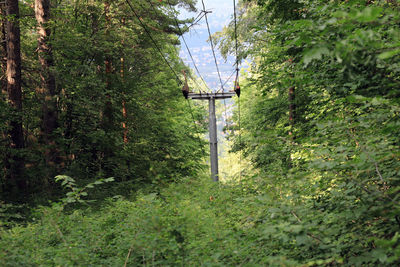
[120,18,128,144]
[121,56,128,144]
[103,1,113,130]
[35,0,58,170]
[6,0,26,196]
[101,1,114,177]
[1,5,6,98]
[0,4,6,184]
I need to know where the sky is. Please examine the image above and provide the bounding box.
[178,0,237,92]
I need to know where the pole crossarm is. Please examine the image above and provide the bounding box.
[188,92,236,100]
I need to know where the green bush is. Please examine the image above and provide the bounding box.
[1,173,399,266]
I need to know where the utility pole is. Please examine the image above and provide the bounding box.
[188,92,235,181]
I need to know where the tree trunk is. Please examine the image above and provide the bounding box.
[101,1,114,177]
[0,4,7,184]
[1,4,6,98]
[103,0,113,130]
[35,0,58,170]
[121,56,128,144]
[121,18,128,144]
[6,0,26,196]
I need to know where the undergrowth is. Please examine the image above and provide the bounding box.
[0,174,399,266]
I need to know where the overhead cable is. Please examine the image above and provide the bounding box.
[124,0,182,84]
[233,0,242,181]
[145,0,205,93]
[222,69,236,88]
[201,0,225,92]
[166,0,211,92]
[125,0,206,158]
[187,99,207,158]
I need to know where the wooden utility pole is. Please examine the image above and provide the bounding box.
[188,91,235,181]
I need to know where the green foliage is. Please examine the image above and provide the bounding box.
[54,175,114,205]
[216,0,400,265]
[0,202,25,228]
[1,172,400,266]
[2,0,400,265]
[0,0,207,203]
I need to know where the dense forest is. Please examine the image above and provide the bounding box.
[1,0,400,266]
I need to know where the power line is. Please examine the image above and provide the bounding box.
[233,0,240,94]
[186,99,206,158]
[223,69,236,88]
[177,28,210,92]
[124,0,182,84]
[125,0,206,159]
[165,0,210,92]
[143,0,205,93]
[221,70,236,143]
[233,0,242,181]
[238,95,242,181]
[233,0,239,74]
[223,98,228,133]
[199,0,231,145]
[187,12,206,30]
[201,0,225,92]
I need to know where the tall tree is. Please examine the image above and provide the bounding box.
[6,0,25,195]
[103,0,113,130]
[0,4,6,97]
[35,0,58,171]
[0,3,7,183]
[120,18,128,145]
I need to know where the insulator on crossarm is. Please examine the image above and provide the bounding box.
[182,70,189,99]
[234,82,240,97]
[182,86,189,99]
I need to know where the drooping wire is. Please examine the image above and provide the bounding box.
[186,12,206,30]
[201,0,224,92]
[143,0,206,93]
[199,0,231,142]
[238,94,242,181]
[233,0,240,91]
[233,0,242,180]
[222,97,229,135]
[124,0,181,84]
[189,10,204,26]
[223,69,236,88]
[221,69,237,133]
[233,0,239,74]
[124,0,206,159]
[165,0,210,92]
[187,99,206,157]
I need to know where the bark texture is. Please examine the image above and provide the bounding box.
[6,0,25,195]
[103,1,114,130]
[35,0,59,171]
[1,5,6,97]
[35,0,57,140]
